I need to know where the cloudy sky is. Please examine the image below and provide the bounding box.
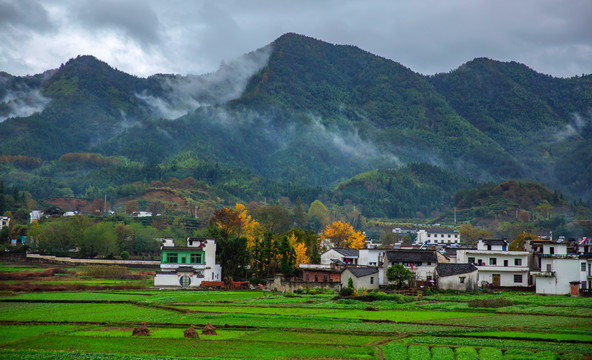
[1,0,591,78]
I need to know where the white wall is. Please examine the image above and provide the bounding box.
[341,270,379,290]
[536,258,585,294]
[438,271,479,291]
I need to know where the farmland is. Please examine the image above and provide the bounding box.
[0,263,591,359]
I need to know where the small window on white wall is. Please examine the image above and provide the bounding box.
[459,276,466,284]
[582,263,587,272]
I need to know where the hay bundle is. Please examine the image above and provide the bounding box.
[201,322,217,335]
[184,325,199,339]
[132,322,150,336]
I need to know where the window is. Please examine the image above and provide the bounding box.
[468,257,475,264]
[427,275,432,281]
[514,274,523,283]
[514,258,522,266]
[546,264,552,272]
[549,247,555,255]
[477,259,483,266]
[582,262,587,272]
[427,262,431,266]
[190,253,202,264]
[459,276,465,284]
[448,234,451,238]
[370,277,374,284]
[489,258,497,266]
[305,273,309,281]
[323,275,327,282]
[167,253,178,263]
[504,260,508,267]
[487,245,492,251]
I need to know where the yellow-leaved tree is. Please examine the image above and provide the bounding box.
[321,221,365,249]
[215,203,261,249]
[294,243,309,268]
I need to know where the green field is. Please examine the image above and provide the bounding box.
[1,263,591,359]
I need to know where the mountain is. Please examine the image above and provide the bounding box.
[0,33,591,204]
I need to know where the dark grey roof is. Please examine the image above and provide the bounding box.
[331,259,346,266]
[161,246,203,251]
[385,250,437,263]
[436,263,478,277]
[481,239,508,246]
[344,267,379,278]
[333,248,359,257]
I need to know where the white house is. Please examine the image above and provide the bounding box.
[530,240,587,295]
[416,228,460,246]
[0,216,10,230]
[436,263,479,291]
[321,248,359,265]
[578,238,592,291]
[477,239,508,251]
[30,210,43,223]
[383,249,438,283]
[457,245,529,287]
[341,267,379,290]
[154,237,222,288]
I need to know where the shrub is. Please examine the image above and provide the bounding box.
[340,287,354,297]
[120,251,130,260]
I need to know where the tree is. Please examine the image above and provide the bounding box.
[277,235,296,276]
[536,200,554,220]
[386,264,414,289]
[509,232,541,251]
[308,200,329,231]
[459,223,493,247]
[320,221,365,249]
[293,197,307,228]
[254,205,291,234]
[294,242,309,268]
[124,200,139,215]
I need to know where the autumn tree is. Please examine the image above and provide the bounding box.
[509,232,541,251]
[124,200,139,215]
[294,242,310,268]
[536,200,554,220]
[320,221,365,250]
[459,223,493,247]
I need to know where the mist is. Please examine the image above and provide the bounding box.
[0,83,51,122]
[137,45,272,120]
[553,111,590,142]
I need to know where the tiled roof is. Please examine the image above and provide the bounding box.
[344,267,379,278]
[385,250,437,263]
[436,263,478,277]
[333,248,360,257]
[481,239,508,246]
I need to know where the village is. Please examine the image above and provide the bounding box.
[152,226,592,297]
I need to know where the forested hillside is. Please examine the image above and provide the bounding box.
[0,32,591,214]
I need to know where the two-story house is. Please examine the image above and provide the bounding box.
[383,249,438,283]
[154,237,222,288]
[531,240,588,295]
[416,229,460,246]
[457,239,529,287]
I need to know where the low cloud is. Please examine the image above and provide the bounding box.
[0,75,52,122]
[137,45,272,120]
[554,111,590,142]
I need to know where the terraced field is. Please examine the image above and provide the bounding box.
[0,263,591,359]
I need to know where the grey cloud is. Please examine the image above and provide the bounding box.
[0,0,53,32]
[75,0,161,46]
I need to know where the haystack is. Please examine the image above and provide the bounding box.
[201,322,217,335]
[184,324,199,339]
[132,322,150,336]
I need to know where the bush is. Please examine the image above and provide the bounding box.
[340,287,354,297]
[120,251,130,260]
[467,298,513,308]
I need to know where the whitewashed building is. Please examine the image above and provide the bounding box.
[341,267,379,290]
[321,248,359,265]
[0,216,10,230]
[436,263,479,291]
[154,237,222,288]
[416,229,460,246]
[383,249,438,283]
[457,240,529,287]
[531,241,587,295]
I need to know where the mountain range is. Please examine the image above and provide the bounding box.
[1,33,591,209]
